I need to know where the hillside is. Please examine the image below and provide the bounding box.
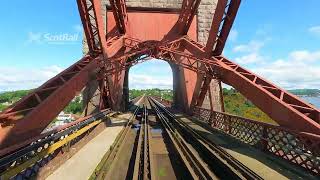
[0,90,31,111]
[129,88,276,124]
[130,89,173,101]
[1,88,277,124]
[222,89,276,124]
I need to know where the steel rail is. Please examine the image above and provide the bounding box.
[0,109,111,171]
[0,109,112,179]
[148,97,218,179]
[150,97,263,180]
[132,104,152,180]
[91,104,141,179]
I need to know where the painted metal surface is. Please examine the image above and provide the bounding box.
[109,0,128,34]
[106,11,198,41]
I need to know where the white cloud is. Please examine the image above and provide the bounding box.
[288,50,320,62]
[0,65,63,91]
[229,27,320,89]
[251,50,320,89]
[308,26,320,36]
[228,29,238,42]
[129,74,172,90]
[233,40,264,53]
[232,40,267,65]
[234,52,264,64]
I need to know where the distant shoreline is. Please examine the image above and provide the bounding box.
[296,95,320,98]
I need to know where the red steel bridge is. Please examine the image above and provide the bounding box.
[0,0,319,179]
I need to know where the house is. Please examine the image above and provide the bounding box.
[57,112,75,121]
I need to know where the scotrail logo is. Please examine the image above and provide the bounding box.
[27,32,80,45]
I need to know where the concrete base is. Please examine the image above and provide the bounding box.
[46,126,123,180]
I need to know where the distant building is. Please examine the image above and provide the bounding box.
[52,112,76,127]
[72,94,83,102]
[2,102,11,106]
[57,112,75,121]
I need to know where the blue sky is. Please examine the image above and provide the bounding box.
[0,0,319,91]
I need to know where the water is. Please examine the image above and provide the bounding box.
[301,96,320,109]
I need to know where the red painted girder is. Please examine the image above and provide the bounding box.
[105,35,125,57]
[214,56,320,134]
[0,55,100,148]
[0,36,125,149]
[121,37,319,134]
[204,0,228,54]
[106,36,319,134]
[77,0,114,57]
[195,76,212,106]
[213,0,241,55]
[177,38,320,134]
[103,43,156,75]
[121,37,214,73]
[109,0,128,34]
[178,0,201,35]
[77,0,104,55]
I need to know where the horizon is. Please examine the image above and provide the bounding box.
[1,88,320,94]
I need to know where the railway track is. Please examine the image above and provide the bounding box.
[149,96,263,180]
[96,96,262,179]
[91,106,140,179]
[133,105,152,180]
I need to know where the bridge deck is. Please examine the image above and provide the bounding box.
[46,112,316,179]
[174,113,317,179]
[45,114,131,180]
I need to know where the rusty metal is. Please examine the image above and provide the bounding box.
[91,106,140,179]
[149,97,217,179]
[132,104,152,180]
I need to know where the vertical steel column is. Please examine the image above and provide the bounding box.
[77,0,109,56]
[213,0,241,55]
[109,0,128,34]
[178,0,202,35]
[204,0,228,54]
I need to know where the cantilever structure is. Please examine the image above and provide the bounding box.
[0,0,319,151]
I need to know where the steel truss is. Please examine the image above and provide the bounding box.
[101,36,320,134]
[0,0,319,151]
